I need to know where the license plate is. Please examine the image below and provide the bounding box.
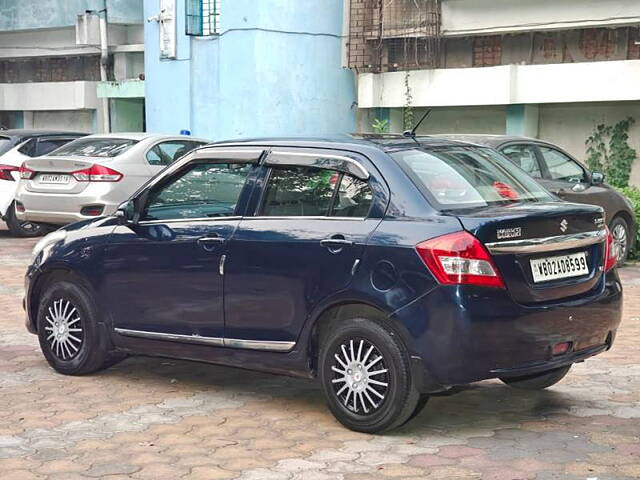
[530,252,589,283]
[39,174,70,184]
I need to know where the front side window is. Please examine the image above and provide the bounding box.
[500,144,542,178]
[143,162,252,221]
[539,147,586,183]
[49,138,138,158]
[392,147,553,211]
[146,141,203,166]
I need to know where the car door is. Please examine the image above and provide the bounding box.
[103,148,263,341]
[146,140,207,175]
[223,148,385,349]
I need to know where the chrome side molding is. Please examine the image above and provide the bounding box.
[114,328,225,347]
[485,229,606,255]
[114,328,295,352]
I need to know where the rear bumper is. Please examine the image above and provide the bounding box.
[15,187,120,225]
[394,270,623,391]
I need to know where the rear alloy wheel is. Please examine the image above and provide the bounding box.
[5,203,47,237]
[319,318,420,433]
[500,365,571,390]
[609,216,630,265]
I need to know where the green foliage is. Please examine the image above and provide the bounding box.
[371,118,389,134]
[586,117,637,188]
[619,186,640,260]
[403,71,414,131]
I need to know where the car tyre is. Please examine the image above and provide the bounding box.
[37,280,121,375]
[5,203,48,238]
[609,216,630,265]
[500,365,571,390]
[319,317,421,433]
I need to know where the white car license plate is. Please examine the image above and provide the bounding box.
[530,252,589,283]
[39,174,71,184]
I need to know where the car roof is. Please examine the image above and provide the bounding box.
[210,134,479,153]
[0,129,87,139]
[77,132,210,142]
[430,134,549,149]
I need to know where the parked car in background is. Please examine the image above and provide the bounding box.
[14,133,208,226]
[25,136,621,433]
[435,135,636,264]
[0,130,87,236]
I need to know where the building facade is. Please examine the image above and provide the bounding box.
[143,0,355,139]
[0,0,145,133]
[350,0,640,183]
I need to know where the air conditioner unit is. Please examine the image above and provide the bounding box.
[76,13,101,46]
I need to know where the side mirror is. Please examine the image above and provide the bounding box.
[591,172,605,185]
[115,200,138,225]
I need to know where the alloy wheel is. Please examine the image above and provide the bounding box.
[612,223,627,264]
[331,338,389,415]
[43,298,84,360]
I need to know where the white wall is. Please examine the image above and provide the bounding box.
[359,60,640,109]
[441,0,640,36]
[28,110,94,132]
[0,82,99,111]
[538,102,640,186]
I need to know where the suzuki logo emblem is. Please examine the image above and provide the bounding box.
[560,219,568,233]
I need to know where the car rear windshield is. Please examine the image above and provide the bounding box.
[48,138,138,158]
[0,136,13,156]
[391,147,553,211]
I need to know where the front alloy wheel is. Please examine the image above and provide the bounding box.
[610,218,629,265]
[43,298,84,360]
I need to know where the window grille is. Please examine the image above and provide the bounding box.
[186,0,220,36]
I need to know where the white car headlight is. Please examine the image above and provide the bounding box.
[31,230,67,263]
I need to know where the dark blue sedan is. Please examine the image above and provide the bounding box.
[24,136,622,432]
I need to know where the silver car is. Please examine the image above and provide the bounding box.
[14,133,208,225]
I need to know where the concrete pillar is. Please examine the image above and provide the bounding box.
[506,104,539,138]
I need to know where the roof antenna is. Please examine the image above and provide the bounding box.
[403,108,432,138]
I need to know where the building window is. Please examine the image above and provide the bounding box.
[472,35,502,67]
[186,0,220,36]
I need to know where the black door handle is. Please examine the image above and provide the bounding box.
[320,235,354,252]
[197,236,225,251]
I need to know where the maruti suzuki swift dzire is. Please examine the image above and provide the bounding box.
[24,136,623,433]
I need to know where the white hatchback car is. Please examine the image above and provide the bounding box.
[14,133,208,226]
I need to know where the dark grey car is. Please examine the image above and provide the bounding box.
[435,135,636,264]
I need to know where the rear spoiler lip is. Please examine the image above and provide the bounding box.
[485,229,606,255]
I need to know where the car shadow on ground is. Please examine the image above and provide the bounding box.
[101,353,578,435]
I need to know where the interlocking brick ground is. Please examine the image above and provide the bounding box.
[0,223,638,479]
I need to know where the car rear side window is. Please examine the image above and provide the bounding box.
[500,144,542,178]
[146,141,204,166]
[331,174,373,217]
[142,162,252,221]
[261,166,337,217]
[392,147,553,211]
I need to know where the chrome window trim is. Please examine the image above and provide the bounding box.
[247,216,367,221]
[138,216,242,225]
[114,328,295,352]
[485,229,606,254]
[265,150,370,180]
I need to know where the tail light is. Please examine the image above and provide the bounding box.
[0,164,19,181]
[603,226,617,272]
[19,162,35,180]
[416,231,505,288]
[72,164,123,182]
